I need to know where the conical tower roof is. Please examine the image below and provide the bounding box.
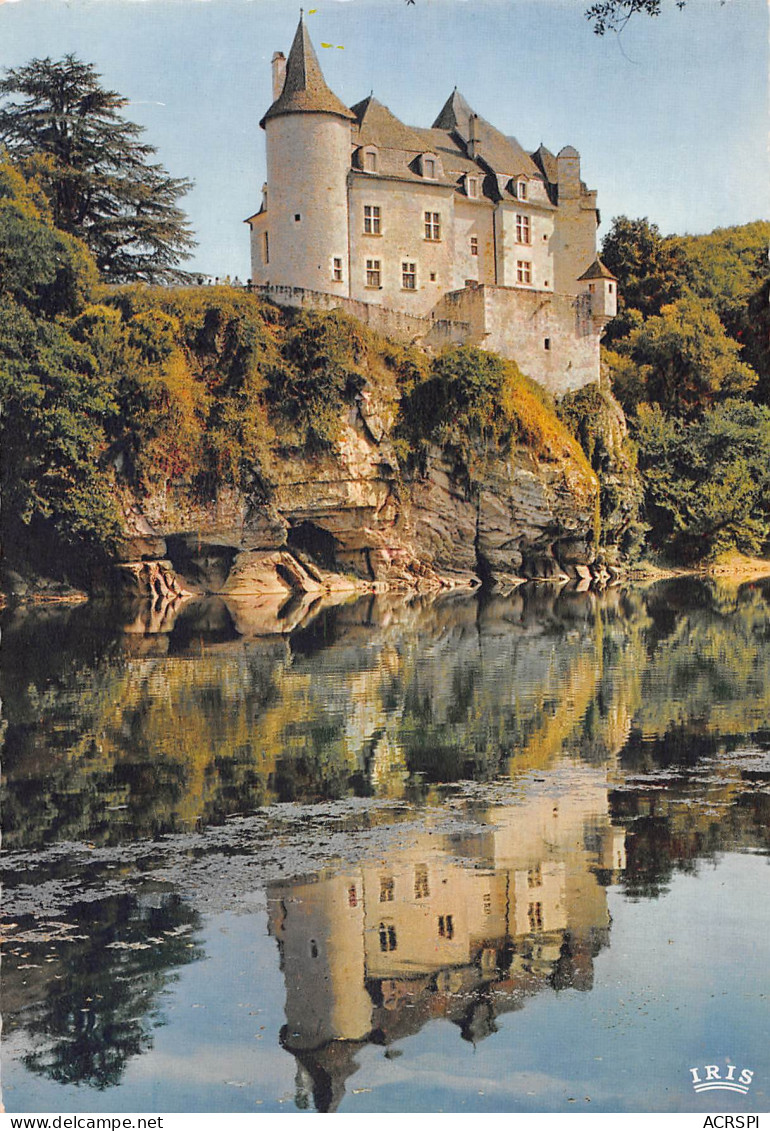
[260,16,355,128]
[578,257,616,281]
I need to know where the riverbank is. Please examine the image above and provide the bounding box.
[627,551,770,584]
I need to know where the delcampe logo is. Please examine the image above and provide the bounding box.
[689,1064,755,1095]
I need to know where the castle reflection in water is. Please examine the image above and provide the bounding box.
[268,762,625,1111]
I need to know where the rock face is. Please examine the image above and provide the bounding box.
[557,381,645,566]
[107,389,601,600]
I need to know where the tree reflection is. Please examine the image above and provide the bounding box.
[5,892,203,1090]
[3,577,770,866]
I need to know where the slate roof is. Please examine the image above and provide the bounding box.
[531,143,558,185]
[577,257,616,281]
[432,88,476,137]
[351,96,428,153]
[260,24,584,211]
[260,16,355,127]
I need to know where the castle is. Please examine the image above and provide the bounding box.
[247,15,617,396]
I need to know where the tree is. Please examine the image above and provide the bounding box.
[601,216,689,341]
[607,295,757,416]
[671,225,770,397]
[404,0,689,34]
[584,0,685,35]
[635,399,770,560]
[671,222,770,322]
[0,55,195,283]
[0,161,122,572]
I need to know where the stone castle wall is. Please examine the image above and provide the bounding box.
[252,283,470,350]
[435,284,601,395]
[254,281,601,396]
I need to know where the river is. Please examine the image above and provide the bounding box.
[1,578,768,1113]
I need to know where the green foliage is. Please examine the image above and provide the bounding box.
[585,0,678,35]
[671,222,770,320]
[0,166,122,568]
[264,310,370,450]
[399,346,508,445]
[0,55,195,282]
[86,287,278,498]
[635,399,770,560]
[398,345,595,497]
[607,295,757,416]
[0,159,96,316]
[558,383,646,558]
[601,216,689,342]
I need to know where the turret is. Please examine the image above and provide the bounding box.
[253,16,354,292]
[578,258,618,324]
[556,145,581,201]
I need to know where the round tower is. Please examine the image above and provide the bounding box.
[259,16,354,294]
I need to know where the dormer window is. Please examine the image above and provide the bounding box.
[466,175,480,198]
[420,153,439,180]
[515,177,528,200]
[362,147,378,173]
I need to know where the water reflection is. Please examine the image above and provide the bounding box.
[3,892,203,1090]
[2,577,770,1111]
[268,764,623,1111]
[3,579,770,849]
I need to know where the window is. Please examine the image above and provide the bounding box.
[364,205,381,235]
[609,283,614,294]
[402,261,417,290]
[379,922,397,952]
[430,272,437,281]
[466,176,479,198]
[348,884,358,908]
[414,865,429,900]
[263,232,269,265]
[310,939,319,958]
[470,235,478,256]
[482,893,492,915]
[438,914,454,939]
[589,283,596,294]
[423,156,436,178]
[527,866,543,888]
[363,148,377,173]
[516,178,528,200]
[294,213,301,222]
[379,875,394,902]
[424,211,441,240]
[544,337,551,351]
[366,259,381,288]
[516,260,532,285]
[515,214,531,244]
[332,257,343,282]
[527,902,543,932]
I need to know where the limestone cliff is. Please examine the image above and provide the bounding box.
[2,289,609,602]
[111,324,601,600]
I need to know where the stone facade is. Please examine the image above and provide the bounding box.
[247,16,617,396]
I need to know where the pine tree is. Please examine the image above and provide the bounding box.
[0,55,195,283]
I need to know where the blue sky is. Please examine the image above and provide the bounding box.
[0,0,767,278]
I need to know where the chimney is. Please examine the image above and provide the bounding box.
[271,52,287,100]
[468,113,479,159]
